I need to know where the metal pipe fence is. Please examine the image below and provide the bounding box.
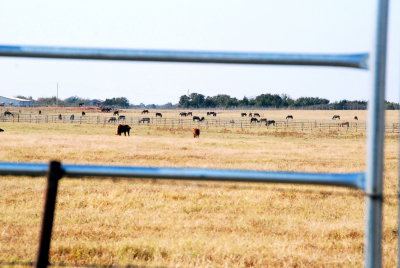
[0,161,366,268]
[1,113,399,133]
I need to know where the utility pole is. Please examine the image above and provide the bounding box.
[56,83,59,107]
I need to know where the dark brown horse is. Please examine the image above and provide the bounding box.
[116,124,131,136]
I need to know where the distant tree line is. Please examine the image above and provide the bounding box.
[25,96,131,108]
[178,93,334,108]
[177,92,399,110]
[15,93,399,110]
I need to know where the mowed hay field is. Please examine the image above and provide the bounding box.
[0,109,398,267]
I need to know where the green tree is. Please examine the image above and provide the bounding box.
[178,95,190,108]
[189,93,205,108]
[103,97,130,107]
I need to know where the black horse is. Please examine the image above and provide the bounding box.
[108,117,117,123]
[139,117,150,123]
[4,111,13,117]
[286,115,293,119]
[193,116,205,121]
[266,120,276,126]
[332,115,341,120]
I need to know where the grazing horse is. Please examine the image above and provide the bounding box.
[82,111,86,116]
[116,124,131,136]
[250,118,259,123]
[207,112,217,116]
[70,114,75,121]
[58,114,62,120]
[108,117,117,123]
[193,116,205,121]
[179,112,187,117]
[113,111,119,116]
[354,116,358,120]
[0,128,4,132]
[4,111,13,117]
[332,115,340,120]
[241,113,247,117]
[253,113,260,117]
[266,120,276,126]
[193,128,200,138]
[101,107,112,112]
[118,115,126,121]
[187,112,193,116]
[139,117,150,123]
[39,110,42,115]
[286,115,293,119]
[260,118,267,123]
[339,122,350,127]
[156,112,162,117]
[141,109,149,114]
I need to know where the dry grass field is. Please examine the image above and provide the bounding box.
[0,109,398,267]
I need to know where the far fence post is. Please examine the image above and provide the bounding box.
[35,161,64,268]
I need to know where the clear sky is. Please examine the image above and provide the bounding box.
[0,0,398,105]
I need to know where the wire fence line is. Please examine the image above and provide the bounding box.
[1,113,399,133]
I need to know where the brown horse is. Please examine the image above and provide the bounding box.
[193,128,200,138]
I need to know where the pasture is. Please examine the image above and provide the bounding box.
[0,109,398,267]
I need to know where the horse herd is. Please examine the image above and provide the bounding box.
[0,110,359,136]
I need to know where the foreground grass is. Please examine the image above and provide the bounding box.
[0,119,398,267]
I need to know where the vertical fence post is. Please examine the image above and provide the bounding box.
[35,161,64,268]
[365,0,389,267]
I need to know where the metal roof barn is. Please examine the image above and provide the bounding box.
[0,96,33,107]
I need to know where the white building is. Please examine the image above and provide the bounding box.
[0,96,33,107]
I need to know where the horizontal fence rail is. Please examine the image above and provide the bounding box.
[0,162,366,189]
[0,45,369,69]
